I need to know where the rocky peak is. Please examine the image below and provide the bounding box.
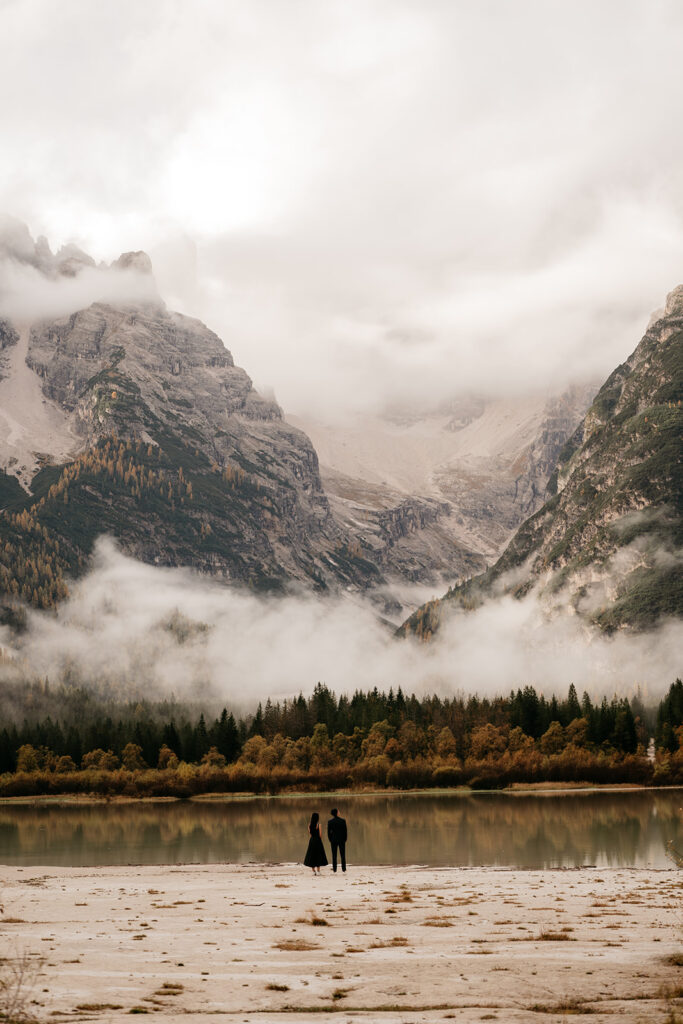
[664,284,683,318]
[0,219,157,287]
[54,243,97,278]
[0,214,42,266]
[112,251,154,275]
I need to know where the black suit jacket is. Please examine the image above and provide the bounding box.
[327,815,347,844]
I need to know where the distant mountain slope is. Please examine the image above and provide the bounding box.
[401,289,683,638]
[290,386,593,590]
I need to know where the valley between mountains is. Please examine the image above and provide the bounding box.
[0,220,680,640]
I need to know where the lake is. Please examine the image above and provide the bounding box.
[0,789,680,868]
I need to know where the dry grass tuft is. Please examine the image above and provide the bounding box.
[76,1004,123,1011]
[273,938,320,952]
[153,982,183,997]
[295,909,329,926]
[370,936,409,948]
[385,891,413,903]
[529,998,596,1014]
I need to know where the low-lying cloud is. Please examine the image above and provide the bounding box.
[2,539,679,711]
[0,257,159,323]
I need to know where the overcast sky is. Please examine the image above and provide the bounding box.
[2,0,683,417]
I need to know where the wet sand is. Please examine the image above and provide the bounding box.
[1,863,681,1022]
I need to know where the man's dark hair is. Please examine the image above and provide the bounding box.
[330,808,338,816]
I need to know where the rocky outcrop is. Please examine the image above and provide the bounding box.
[355,492,485,585]
[0,320,18,374]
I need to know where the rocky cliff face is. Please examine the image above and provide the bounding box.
[18,301,350,589]
[0,225,388,601]
[291,386,592,601]
[401,290,683,637]
[431,386,596,557]
[0,320,18,376]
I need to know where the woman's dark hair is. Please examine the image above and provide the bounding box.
[309,812,319,833]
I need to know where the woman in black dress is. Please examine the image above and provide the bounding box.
[303,811,328,874]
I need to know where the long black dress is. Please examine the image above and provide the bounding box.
[303,823,328,868]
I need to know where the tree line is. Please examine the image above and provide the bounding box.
[0,679,680,796]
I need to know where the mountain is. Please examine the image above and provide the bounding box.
[0,219,600,620]
[401,288,683,638]
[290,385,593,599]
[0,225,389,608]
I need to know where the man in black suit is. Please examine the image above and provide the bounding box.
[327,808,347,873]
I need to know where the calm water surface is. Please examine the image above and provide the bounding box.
[0,790,680,869]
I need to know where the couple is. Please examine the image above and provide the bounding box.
[304,808,347,875]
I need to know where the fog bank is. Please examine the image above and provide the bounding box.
[0,256,159,323]
[2,539,679,710]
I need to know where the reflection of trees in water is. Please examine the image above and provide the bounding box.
[0,791,680,868]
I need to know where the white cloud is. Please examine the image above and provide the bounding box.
[2,1,683,415]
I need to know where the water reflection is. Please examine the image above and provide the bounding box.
[0,790,679,868]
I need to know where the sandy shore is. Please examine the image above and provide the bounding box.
[1,863,681,1023]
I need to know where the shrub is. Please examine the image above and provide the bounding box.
[386,759,434,789]
[121,743,146,771]
[431,764,465,787]
[15,745,39,773]
[82,748,119,771]
[201,746,227,769]
[157,745,179,770]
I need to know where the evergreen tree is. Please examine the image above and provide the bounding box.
[249,703,264,737]
[214,709,240,762]
[162,721,182,759]
[567,684,581,722]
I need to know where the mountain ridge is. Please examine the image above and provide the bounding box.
[400,289,683,638]
[0,221,610,617]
